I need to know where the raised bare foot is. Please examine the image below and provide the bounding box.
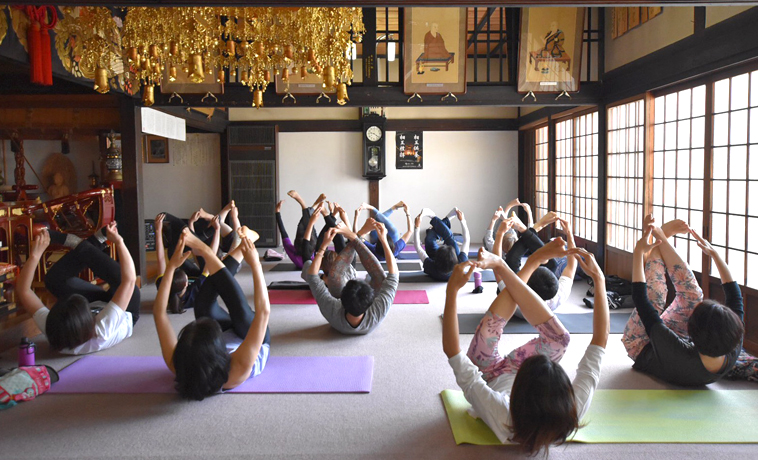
[393,201,406,211]
[321,202,330,216]
[181,228,210,252]
[287,190,299,199]
[312,193,327,208]
[237,225,260,244]
[221,200,235,213]
[198,208,215,220]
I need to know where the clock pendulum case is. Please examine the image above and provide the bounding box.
[362,113,387,179]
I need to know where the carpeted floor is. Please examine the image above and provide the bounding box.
[1,248,756,460]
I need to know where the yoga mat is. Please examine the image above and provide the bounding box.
[441,389,758,444]
[268,289,429,304]
[454,312,629,334]
[399,270,496,283]
[356,262,420,272]
[270,263,299,272]
[267,281,310,290]
[48,355,374,394]
[397,252,420,260]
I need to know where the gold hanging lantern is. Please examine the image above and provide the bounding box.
[336,83,349,105]
[307,48,316,64]
[94,67,109,94]
[252,89,264,108]
[227,40,236,56]
[105,131,123,182]
[142,84,155,106]
[300,66,307,79]
[149,44,159,59]
[239,41,248,54]
[127,47,138,63]
[140,57,150,71]
[282,67,289,82]
[189,54,205,83]
[254,41,265,57]
[324,66,336,89]
[284,44,294,60]
[169,41,179,56]
[217,69,226,84]
[169,66,177,82]
[240,69,249,83]
[264,70,272,82]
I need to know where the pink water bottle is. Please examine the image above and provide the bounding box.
[18,337,35,367]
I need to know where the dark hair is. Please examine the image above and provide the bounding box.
[168,268,189,314]
[688,300,744,357]
[509,354,580,456]
[173,318,230,401]
[340,279,375,317]
[527,267,559,301]
[434,245,458,275]
[46,294,96,351]
[374,237,396,260]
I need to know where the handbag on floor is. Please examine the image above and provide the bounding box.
[0,365,59,410]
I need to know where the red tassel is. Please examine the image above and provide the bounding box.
[40,25,52,85]
[28,20,43,85]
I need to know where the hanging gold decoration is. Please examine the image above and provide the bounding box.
[0,6,8,46]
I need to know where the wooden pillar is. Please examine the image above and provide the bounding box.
[596,104,607,270]
[119,97,146,280]
[369,180,379,209]
[362,8,378,87]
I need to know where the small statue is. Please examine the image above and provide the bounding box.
[47,172,70,199]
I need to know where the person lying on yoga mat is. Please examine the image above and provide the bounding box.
[353,201,412,260]
[491,215,577,317]
[414,207,470,281]
[442,245,608,455]
[153,227,271,400]
[155,211,242,315]
[483,198,533,255]
[302,219,398,335]
[154,202,239,279]
[18,222,140,355]
[275,190,327,269]
[622,216,744,386]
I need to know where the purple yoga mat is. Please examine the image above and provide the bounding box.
[48,355,373,394]
[268,289,429,304]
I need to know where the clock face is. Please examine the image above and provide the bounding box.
[366,125,383,142]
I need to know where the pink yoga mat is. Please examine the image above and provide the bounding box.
[268,289,429,304]
[48,355,373,394]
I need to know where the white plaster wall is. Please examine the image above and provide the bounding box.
[605,7,694,72]
[141,133,221,220]
[0,138,101,199]
[706,6,753,27]
[276,130,518,244]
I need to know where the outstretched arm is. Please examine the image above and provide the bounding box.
[443,262,476,358]
[400,204,413,243]
[17,230,49,316]
[308,227,336,276]
[690,229,734,284]
[557,217,578,280]
[105,222,137,312]
[208,216,221,256]
[571,248,609,348]
[154,237,191,373]
[456,209,471,255]
[413,213,429,263]
[227,237,271,388]
[154,213,167,276]
[375,221,398,275]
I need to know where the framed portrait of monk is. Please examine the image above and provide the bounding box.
[403,7,467,95]
[517,8,585,93]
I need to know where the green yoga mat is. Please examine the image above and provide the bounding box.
[441,389,758,445]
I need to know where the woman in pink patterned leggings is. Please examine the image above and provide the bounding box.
[443,241,609,456]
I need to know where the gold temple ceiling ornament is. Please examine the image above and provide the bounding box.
[51,6,364,106]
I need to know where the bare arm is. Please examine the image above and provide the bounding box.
[570,248,609,348]
[456,209,471,255]
[443,262,476,358]
[208,216,221,256]
[226,238,271,388]
[413,213,429,263]
[105,222,137,312]
[307,227,336,276]
[557,217,578,280]
[16,230,49,316]
[154,213,167,276]
[154,237,191,373]
[691,230,734,283]
[400,206,413,243]
[375,222,398,275]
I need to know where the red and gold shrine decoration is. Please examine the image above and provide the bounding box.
[13,5,57,85]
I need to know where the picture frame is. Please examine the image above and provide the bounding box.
[403,7,467,95]
[143,135,169,164]
[517,7,586,93]
[396,131,423,170]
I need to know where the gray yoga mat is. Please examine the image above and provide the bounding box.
[270,263,299,272]
[399,270,496,283]
[356,261,420,272]
[453,312,630,334]
[267,281,310,290]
